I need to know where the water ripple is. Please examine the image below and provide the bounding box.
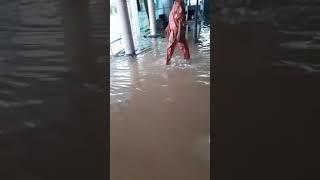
[110,25,211,104]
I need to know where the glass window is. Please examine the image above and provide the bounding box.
[190,0,197,5]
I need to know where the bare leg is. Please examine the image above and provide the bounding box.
[178,38,190,60]
[166,38,177,65]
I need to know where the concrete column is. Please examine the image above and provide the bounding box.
[116,0,135,55]
[147,0,157,37]
[129,0,140,38]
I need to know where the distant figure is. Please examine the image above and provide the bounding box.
[165,0,190,65]
[156,14,168,37]
[159,14,168,29]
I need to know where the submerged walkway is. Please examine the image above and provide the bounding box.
[110,26,210,180]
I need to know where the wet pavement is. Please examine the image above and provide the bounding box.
[0,1,107,179]
[110,26,210,180]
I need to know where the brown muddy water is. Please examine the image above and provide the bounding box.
[110,26,210,180]
[0,1,107,179]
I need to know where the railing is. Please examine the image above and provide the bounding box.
[111,37,121,44]
[110,37,123,56]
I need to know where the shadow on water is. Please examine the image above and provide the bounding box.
[0,1,107,179]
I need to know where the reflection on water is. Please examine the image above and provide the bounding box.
[275,28,320,74]
[273,60,320,74]
[0,0,107,179]
[110,26,210,180]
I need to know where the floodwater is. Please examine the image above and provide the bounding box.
[213,3,320,179]
[0,1,107,179]
[110,26,210,180]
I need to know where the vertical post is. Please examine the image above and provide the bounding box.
[194,0,199,43]
[116,0,135,55]
[144,0,149,20]
[129,0,141,40]
[147,0,157,37]
[185,0,189,39]
[198,0,203,35]
[201,0,204,21]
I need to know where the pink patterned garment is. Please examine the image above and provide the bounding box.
[166,0,190,65]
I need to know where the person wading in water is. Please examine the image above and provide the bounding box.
[165,0,190,65]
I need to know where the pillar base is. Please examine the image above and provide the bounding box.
[147,34,159,38]
[125,52,136,57]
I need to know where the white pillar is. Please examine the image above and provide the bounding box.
[147,0,157,37]
[116,0,135,55]
[129,0,141,39]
